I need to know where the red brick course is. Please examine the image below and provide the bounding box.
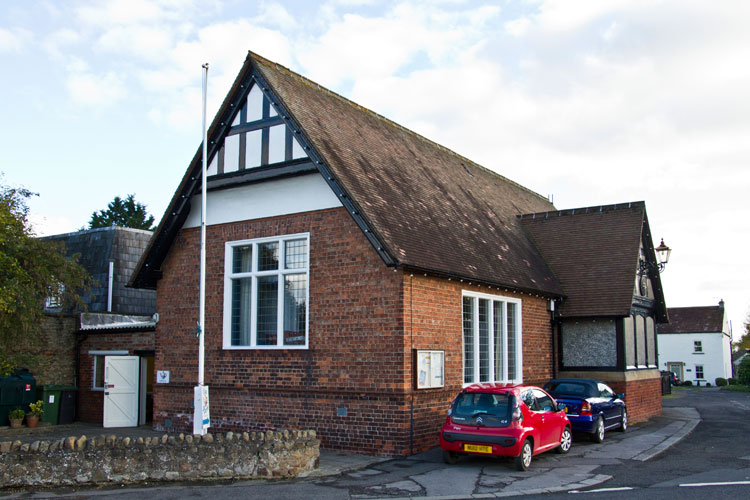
[153,207,554,455]
[608,373,662,424]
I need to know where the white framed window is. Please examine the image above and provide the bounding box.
[695,365,704,379]
[223,233,309,349]
[462,291,522,385]
[694,341,703,353]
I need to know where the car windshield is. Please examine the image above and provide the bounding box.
[546,382,593,398]
[451,392,512,427]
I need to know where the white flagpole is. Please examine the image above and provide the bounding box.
[194,62,210,435]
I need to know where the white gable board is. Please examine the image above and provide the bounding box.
[182,172,342,229]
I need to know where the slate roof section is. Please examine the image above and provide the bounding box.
[132,51,562,296]
[657,305,725,334]
[43,227,156,315]
[518,202,667,320]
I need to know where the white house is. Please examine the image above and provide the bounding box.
[657,301,732,385]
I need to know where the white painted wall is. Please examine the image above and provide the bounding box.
[658,331,733,383]
[182,172,342,228]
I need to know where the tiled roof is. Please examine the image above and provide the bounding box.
[518,202,666,319]
[133,51,562,295]
[657,306,725,334]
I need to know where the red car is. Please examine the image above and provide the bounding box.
[440,383,572,470]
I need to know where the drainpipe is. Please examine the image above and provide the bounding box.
[107,261,114,312]
[549,299,558,378]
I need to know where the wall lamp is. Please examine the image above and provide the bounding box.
[640,238,672,275]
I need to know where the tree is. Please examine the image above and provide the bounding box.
[89,194,155,230]
[738,357,750,386]
[733,309,750,351]
[0,178,90,343]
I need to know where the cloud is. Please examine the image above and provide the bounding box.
[0,27,32,53]
[66,71,127,107]
[42,28,82,61]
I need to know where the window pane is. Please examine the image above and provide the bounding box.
[246,130,262,169]
[636,315,646,366]
[207,152,218,176]
[231,107,241,126]
[285,239,308,269]
[269,101,278,117]
[646,316,656,366]
[258,242,279,271]
[232,245,252,273]
[94,356,104,388]
[493,301,505,381]
[284,274,307,346]
[231,278,252,346]
[463,297,474,384]
[269,124,286,164]
[507,303,517,380]
[224,134,240,173]
[246,85,263,122]
[292,136,307,159]
[479,299,490,382]
[256,276,278,345]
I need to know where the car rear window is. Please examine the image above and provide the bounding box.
[546,382,593,398]
[451,392,512,427]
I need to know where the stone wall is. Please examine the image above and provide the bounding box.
[0,429,319,487]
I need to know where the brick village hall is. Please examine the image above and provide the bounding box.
[129,51,668,456]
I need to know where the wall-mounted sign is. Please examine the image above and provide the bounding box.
[156,370,170,384]
[414,349,444,389]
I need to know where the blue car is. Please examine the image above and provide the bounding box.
[543,378,627,442]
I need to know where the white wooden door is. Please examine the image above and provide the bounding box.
[103,356,139,428]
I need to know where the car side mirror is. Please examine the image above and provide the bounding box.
[557,402,566,412]
[616,393,625,400]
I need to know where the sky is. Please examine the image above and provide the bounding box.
[1,0,748,341]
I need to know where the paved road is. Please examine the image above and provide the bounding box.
[4,389,748,499]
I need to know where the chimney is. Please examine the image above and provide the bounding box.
[719,299,725,310]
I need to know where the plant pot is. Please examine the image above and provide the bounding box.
[25,415,39,428]
[9,418,23,429]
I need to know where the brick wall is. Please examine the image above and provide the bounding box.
[403,274,553,453]
[607,372,662,424]
[153,207,554,456]
[0,315,77,386]
[77,331,155,424]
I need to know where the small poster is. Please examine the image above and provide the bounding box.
[415,350,444,389]
[156,370,170,384]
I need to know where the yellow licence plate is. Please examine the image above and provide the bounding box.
[464,444,493,454]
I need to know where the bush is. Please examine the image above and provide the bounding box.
[28,400,44,417]
[728,377,737,385]
[9,408,25,420]
[716,377,728,387]
[705,382,712,387]
[739,357,750,385]
[683,380,693,386]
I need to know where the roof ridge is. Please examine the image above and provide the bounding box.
[248,51,550,204]
[517,201,646,220]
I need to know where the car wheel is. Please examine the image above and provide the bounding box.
[514,439,533,471]
[556,426,572,454]
[442,450,459,465]
[590,417,605,443]
[617,409,628,432]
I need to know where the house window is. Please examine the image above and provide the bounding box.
[462,291,522,385]
[694,341,703,353]
[223,233,309,349]
[44,283,64,311]
[94,356,105,389]
[207,81,308,176]
[695,365,704,379]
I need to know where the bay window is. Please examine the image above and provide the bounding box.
[224,234,309,349]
